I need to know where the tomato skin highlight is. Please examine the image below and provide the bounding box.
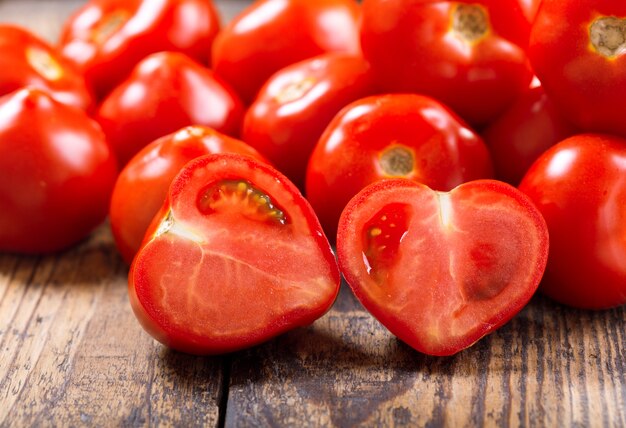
[519,134,626,309]
[96,52,244,166]
[59,0,221,99]
[110,126,268,265]
[337,179,549,356]
[129,154,340,355]
[0,88,117,254]
[306,93,493,240]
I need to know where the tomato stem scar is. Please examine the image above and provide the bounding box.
[589,16,626,58]
[451,3,490,44]
[379,144,415,177]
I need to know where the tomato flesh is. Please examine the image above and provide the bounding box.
[337,179,549,356]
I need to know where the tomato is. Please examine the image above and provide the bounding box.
[337,179,549,356]
[360,0,532,126]
[529,1,626,138]
[518,0,541,24]
[96,51,244,166]
[212,0,361,104]
[128,153,340,355]
[519,134,626,309]
[0,88,117,254]
[0,25,92,111]
[242,53,374,189]
[110,125,268,265]
[306,93,493,239]
[482,85,577,185]
[59,0,220,99]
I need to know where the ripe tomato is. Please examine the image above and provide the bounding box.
[59,0,221,99]
[242,53,374,189]
[337,179,548,356]
[110,126,267,265]
[529,1,626,137]
[129,153,340,355]
[0,25,93,111]
[0,88,117,254]
[212,0,361,104]
[360,0,532,126]
[96,52,244,166]
[519,134,626,309]
[482,85,577,185]
[306,93,493,239]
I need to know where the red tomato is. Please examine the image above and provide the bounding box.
[518,0,541,24]
[128,153,340,355]
[360,0,532,126]
[59,0,220,99]
[337,179,548,356]
[482,85,577,185]
[0,88,117,254]
[529,1,626,137]
[96,52,244,166]
[519,134,626,309]
[242,53,375,189]
[0,25,92,111]
[306,93,494,239]
[212,0,361,104]
[110,125,268,265]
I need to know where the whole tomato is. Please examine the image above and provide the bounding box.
[0,25,92,111]
[110,125,267,264]
[360,0,532,126]
[482,85,577,185]
[242,53,374,189]
[96,51,244,166]
[519,134,626,309]
[529,0,626,137]
[212,0,361,104]
[306,93,494,239]
[0,88,117,254]
[59,0,221,99]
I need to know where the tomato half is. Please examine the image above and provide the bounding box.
[96,52,244,166]
[306,93,493,239]
[242,53,375,189]
[337,179,549,356]
[59,0,221,99]
[529,1,626,137]
[212,0,361,104]
[129,153,340,355]
[0,25,93,111]
[360,0,532,126]
[110,125,267,265]
[0,88,117,254]
[519,134,626,309]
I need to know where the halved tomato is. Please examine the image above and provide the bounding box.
[337,179,548,356]
[129,153,340,355]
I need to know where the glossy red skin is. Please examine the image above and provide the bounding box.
[519,134,626,309]
[0,88,117,254]
[337,179,549,356]
[242,53,375,189]
[518,0,541,24]
[212,0,361,104]
[129,153,340,355]
[306,93,494,239]
[110,125,268,265]
[0,25,93,111]
[96,52,244,166]
[361,0,533,126]
[482,85,577,185]
[59,0,221,99]
[529,1,626,137]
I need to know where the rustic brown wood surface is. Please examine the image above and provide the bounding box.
[1,1,625,427]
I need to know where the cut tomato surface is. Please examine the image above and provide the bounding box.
[129,154,340,355]
[337,179,548,356]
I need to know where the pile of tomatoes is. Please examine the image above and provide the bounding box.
[1,0,625,356]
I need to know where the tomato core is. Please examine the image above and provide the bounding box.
[197,179,288,225]
[91,10,130,44]
[26,46,63,81]
[275,77,317,104]
[451,4,490,43]
[589,17,626,58]
[378,145,415,177]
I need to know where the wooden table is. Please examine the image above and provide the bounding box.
[1,1,625,426]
